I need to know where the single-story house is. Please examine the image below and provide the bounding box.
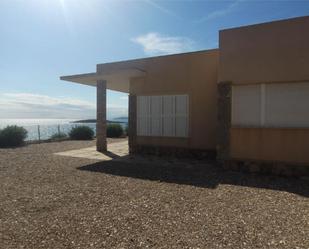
[61,15,309,175]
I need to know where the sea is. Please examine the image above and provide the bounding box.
[0,118,128,141]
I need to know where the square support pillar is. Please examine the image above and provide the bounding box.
[96,80,107,152]
[128,94,137,154]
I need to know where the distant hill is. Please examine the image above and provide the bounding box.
[71,119,96,123]
[71,118,127,124]
[115,117,128,120]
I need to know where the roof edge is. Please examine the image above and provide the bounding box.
[60,72,97,81]
[219,15,309,33]
[96,48,219,68]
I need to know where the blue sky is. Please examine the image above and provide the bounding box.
[0,0,308,119]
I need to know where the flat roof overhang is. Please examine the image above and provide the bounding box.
[60,68,146,93]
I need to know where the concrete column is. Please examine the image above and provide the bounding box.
[96,80,107,152]
[128,94,137,154]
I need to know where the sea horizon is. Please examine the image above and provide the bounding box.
[0,117,128,141]
[0,117,128,126]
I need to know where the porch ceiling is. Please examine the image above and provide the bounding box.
[60,68,146,93]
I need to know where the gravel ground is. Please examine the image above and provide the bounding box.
[0,139,308,249]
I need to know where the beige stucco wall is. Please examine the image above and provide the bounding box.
[129,50,219,150]
[219,16,309,84]
[230,128,309,164]
[219,16,309,164]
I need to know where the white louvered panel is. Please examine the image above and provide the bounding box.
[175,95,188,137]
[137,96,150,136]
[150,96,162,136]
[162,95,175,136]
[265,82,309,127]
[137,94,189,137]
[175,117,188,137]
[140,117,150,136]
[232,85,261,126]
[136,96,143,136]
[136,96,141,135]
[175,95,188,115]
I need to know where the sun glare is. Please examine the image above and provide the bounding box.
[29,0,104,33]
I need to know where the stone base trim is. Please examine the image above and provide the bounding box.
[130,145,216,160]
[223,159,309,177]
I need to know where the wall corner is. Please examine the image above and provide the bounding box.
[128,94,137,154]
[217,81,232,164]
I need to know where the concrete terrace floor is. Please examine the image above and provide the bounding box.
[0,138,309,249]
[54,140,129,161]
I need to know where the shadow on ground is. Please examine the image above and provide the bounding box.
[77,156,309,198]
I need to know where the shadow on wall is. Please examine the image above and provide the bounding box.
[77,157,309,198]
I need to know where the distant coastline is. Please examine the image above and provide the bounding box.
[0,118,128,141]
[70,117,128,124]
[71,119,126,124]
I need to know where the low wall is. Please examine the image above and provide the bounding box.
[230,127,309,165]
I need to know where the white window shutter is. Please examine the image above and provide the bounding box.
[232,85,261,126]
[150,96,162,136]
[175,95,188,137]
[232,82,309,128]
[137,94,189,137]
[265,82,309,127]
[137,96,150,136]
[162,96,175,136]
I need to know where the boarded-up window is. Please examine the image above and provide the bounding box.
[265,83,309,127]
[137,96,150,136]
[137,95,189,137]
[175,95,189,137]
[232,82,309,128]
[232,85,261,126]
[150,96,162,136]
[162,96,175,136]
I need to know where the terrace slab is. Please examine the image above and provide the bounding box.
[54,140,128,161]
